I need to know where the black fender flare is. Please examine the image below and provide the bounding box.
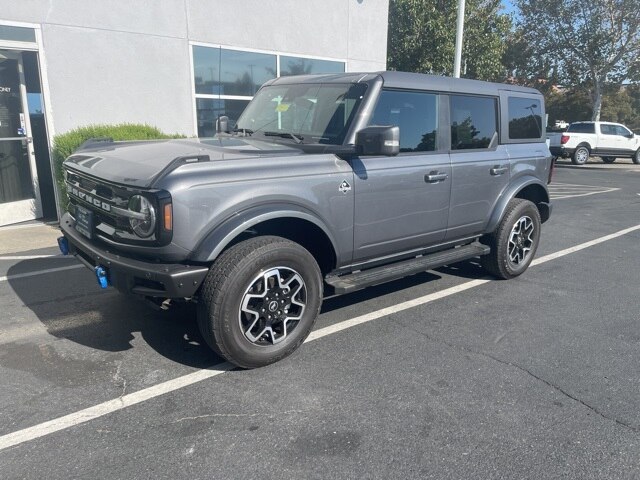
[485,176,551,234]
[190,202,340,263]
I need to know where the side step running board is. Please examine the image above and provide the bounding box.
[325,243,490,295]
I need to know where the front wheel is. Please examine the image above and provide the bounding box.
[633,149,640,165]
[481,198,541,280]
[197,236,323,368]
[572,146,590,165]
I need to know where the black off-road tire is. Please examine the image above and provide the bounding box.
[601,156,616,164]
[572,145,590,165]
[481,198,541,280]
[197,236,322,369]
[633,149,640,165]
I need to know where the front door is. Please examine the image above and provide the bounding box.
[0,50,42,226]
[352,89,450,263]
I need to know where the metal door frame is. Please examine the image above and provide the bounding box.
[0,49,43,225]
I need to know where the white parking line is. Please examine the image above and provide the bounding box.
[0,255,65,261]
[1,223,640,452]
[0,265,85,283]
[549,182,619,200]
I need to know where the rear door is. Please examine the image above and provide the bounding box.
[352,89,451,263]
[446,94,507,240]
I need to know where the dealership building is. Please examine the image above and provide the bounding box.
[0,1,389,226]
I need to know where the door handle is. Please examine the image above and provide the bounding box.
[425,172,448,183]
[490,166,507,176]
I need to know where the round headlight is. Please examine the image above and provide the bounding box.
[128,195,156,238]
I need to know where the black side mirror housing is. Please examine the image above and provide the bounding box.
[355,126,400,156]
[216,115,230,134]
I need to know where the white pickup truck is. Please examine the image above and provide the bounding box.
[549,121,640,165]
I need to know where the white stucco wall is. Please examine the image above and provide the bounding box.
[1,0,389,136]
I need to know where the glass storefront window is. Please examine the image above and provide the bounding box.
[193,46,221,95]
[192,45,344,137]
[279,56,345,77]
[0,25,36,44]
[196,98,249,138]
[220,49,276,96]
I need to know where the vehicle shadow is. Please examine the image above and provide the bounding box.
[7,256,489,367]
[6,259,221,369]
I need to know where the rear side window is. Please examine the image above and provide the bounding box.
[508,97,542,139]
[369,89,438,152]
[450,95,497,150]
[567,123,595,134]
[600,124,616,135]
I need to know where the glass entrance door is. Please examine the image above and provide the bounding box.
[0,49,42,226]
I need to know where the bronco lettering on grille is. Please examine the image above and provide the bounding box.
[69,186,112,212]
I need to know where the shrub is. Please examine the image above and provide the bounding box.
[52,123,184,210]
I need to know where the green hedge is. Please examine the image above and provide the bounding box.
[53,123,184,210]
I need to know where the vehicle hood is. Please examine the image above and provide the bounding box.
[63,137,303,188]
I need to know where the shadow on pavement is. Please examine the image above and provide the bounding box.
[7,258,221,369]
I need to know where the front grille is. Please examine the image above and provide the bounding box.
[66,169,138,240]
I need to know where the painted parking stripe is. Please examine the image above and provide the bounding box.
[548,182,619,200]
[0,265,85,283]
[1,223,640,452]
[0,255,65,261]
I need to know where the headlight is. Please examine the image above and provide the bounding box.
[128,195,156,238]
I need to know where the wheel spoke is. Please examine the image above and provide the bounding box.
[238,266,307,346]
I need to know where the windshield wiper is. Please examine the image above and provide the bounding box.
[262,131,304,144]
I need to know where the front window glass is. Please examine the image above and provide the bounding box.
[615,125,631,136]
[450,95,498,150]
[236,83,367,145]
[369,89,438,152]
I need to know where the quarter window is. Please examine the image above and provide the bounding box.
[369,90,438,152]
[450,95,497,150]
[508,97,542,139]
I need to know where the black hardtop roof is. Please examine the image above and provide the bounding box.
[268,71,542,96]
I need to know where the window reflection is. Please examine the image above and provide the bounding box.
[196,98,249,138]
[508,97,542,139]
[280,56,345,76]
[220,49,276,96]
[450,95,497,150]
[369,90,438,152]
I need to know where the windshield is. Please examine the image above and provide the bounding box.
[236,83,368,145]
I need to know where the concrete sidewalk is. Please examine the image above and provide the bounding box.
[0,222,61,255]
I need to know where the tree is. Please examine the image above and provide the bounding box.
[387,0,511,81]
[514,0,640,121]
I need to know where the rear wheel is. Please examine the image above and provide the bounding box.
[601,156,616,164]
[197,236,323,368]
[572,146,590,165]
[481,198,541,280]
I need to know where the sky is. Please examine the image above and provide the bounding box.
[501,0,518,15]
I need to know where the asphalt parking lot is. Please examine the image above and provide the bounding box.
[1,164,640,479]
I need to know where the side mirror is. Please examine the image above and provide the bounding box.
[355,126,400,156]
[216,115,230,134]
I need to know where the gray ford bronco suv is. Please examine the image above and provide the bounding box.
[59,72,553,368]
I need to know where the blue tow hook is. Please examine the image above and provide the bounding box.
[57,236,69,255]
[94,266,109,289]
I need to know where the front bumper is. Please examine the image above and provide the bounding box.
[60,213,209,298]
